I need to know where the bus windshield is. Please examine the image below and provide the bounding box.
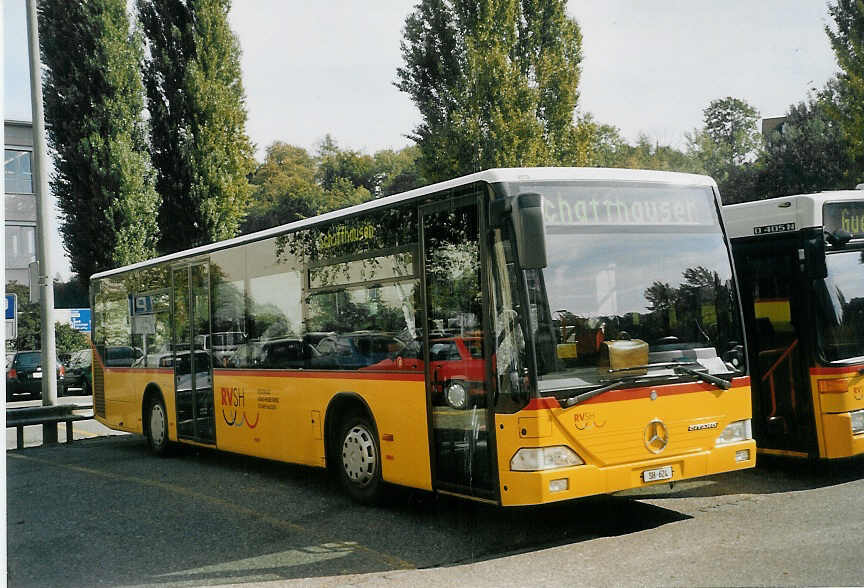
[522,182,744,393]
[817,250,864,363]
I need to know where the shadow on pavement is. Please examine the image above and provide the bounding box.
[7,434,694,586]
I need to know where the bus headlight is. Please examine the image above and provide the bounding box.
[851,410,864,435]
[715,419,752,446]
[510,446,584,471]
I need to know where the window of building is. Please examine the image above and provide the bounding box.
[5,149,33,194]
[5,224,36,269]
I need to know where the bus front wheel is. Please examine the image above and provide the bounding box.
[146,397,171,456]
[338,415,383,503]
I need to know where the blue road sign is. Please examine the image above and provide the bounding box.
[5,294,16,320]
[69,308,91,333]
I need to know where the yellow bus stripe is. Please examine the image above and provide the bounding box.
[8,453,415,571]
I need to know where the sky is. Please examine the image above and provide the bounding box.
[3,0,842,277]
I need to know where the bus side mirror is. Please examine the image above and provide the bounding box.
[804,234,827,278]
[512,193,548,269]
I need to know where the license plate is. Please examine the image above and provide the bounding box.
[642,465,673,483]
[33,371,42,379]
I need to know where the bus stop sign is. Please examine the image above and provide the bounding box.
[5,294,15,320]
[5,293,17,340]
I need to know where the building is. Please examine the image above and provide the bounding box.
[761,116,786,137]
[5,120,37,286]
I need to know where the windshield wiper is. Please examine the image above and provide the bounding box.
[673,365,730,390]
[561,379,629,408]
[607,361,699,374]
[560,362,730,408]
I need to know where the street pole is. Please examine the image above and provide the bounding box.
[26,0,59,444]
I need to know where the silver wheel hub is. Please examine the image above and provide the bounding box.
[150,404,166,447]
[342,424,377,487]
[446,383,467,409]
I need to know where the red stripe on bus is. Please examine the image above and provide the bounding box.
[212,369,426,382]
[104,367,173,375]
[810,365,863,376]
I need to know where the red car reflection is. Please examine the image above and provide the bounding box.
[361,337,485,409]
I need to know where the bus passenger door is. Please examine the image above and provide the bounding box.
[736,245,813,453]
[172,263,216,444]
[421,197,496,498]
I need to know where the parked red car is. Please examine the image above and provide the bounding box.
[362,337,486,409]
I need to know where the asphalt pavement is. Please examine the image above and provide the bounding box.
[6,434,864,587]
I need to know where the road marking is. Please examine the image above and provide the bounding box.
[8,453,415,571]
[56,423,100,438]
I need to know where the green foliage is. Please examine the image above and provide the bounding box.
[701,97,762,168]
[583,117,702,173]
[55,323,90,354]
[138,0,256,254]
[316,135,378,194]
[687,97,761,198]
[373,145,426,197]
[826,0,864,182]
[396,0,586,182]
[242,142,322,233]
[242,139,425,234]
[39,0,160,286]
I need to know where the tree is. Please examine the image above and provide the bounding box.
[241,142,322,233]
[753,84,851,200]
[316,134,378,194]
[373,145,426,197]
[686,97,761,200]
[55,323,89,355]
[138,0,255,254]
[39,0,160,286]
[241,138,427,235]
[702,97,762,169]
[584,117,702,173]
[396,0,586,182]
[826,0,864,182]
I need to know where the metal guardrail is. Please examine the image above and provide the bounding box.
[6,404,94,449]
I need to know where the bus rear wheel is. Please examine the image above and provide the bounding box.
[338,415,383,504]
[146,397,171,456]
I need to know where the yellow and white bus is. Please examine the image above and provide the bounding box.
[90,167,755,505]
[724,191,864,460]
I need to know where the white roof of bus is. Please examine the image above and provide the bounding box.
[722,190,864,239]
[92,167,717,280]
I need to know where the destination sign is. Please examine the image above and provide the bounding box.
[318,223,376,252]
[824,202,864,238]
[540,186,716,228]
[754,222,796,235]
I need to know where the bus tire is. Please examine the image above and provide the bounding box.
[146,396,171,456]
[337,414,384,504]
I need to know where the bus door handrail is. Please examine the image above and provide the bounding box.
[760,339,799,418]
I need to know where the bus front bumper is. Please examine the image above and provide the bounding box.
[499,440,756,506]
